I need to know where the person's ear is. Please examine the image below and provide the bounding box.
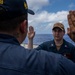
[20,20,27,33]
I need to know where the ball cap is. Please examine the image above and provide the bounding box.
[52,22,65,31]
[0,0,35,21]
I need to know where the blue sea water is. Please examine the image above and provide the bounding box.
[23,34,75,46]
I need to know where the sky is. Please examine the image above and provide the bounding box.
[27,0,75,34]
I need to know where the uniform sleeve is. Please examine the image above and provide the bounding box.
[35,41,51,51]
[56,55,75,75]
[71,46,75,62]
[45,52,75,75]
[35,43,46,50]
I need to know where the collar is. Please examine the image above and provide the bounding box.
[0,34,20,45]
[50,39,68,48]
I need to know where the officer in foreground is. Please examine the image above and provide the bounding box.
[0,0,75,75]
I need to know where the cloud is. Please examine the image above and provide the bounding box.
[28,10,69,34]
[27,0,50,11]
[27,0,69,34]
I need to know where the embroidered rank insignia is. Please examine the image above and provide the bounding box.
[0,0,3,4]
[24,2,28,9]
[65,45,67,47]
[51,44,53,46]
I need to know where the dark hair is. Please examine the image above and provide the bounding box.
[0,7,28,32]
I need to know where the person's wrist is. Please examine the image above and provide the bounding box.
[28,38,33,40]
[28,38,33,43]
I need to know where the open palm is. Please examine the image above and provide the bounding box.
[67,11,75,42]
[28,26,35,39]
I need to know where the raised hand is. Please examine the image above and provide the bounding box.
[28,26,35,40]
[67,10,75,42]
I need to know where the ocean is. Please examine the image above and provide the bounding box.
[22,34,75,46]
